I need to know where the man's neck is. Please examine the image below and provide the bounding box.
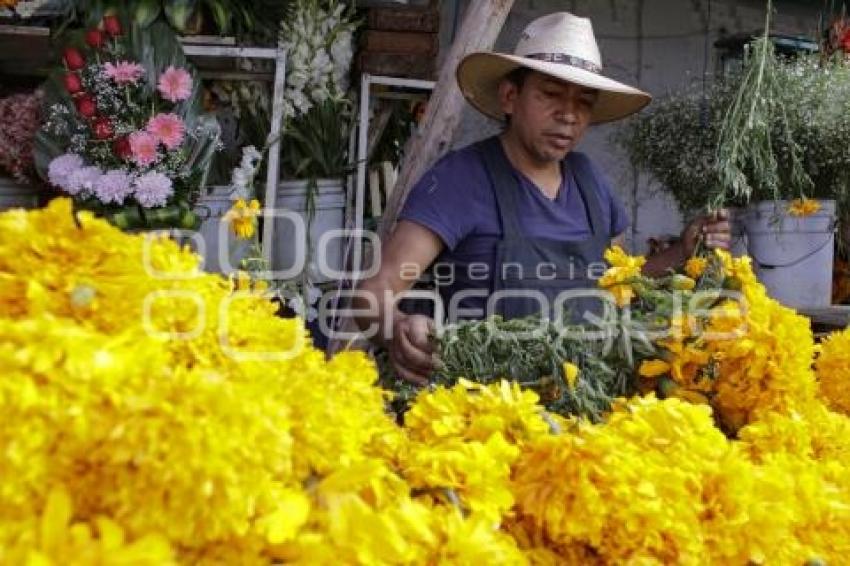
[498,131,562,198]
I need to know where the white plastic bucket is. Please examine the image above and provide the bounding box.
[728,207,749,258]
[745,200,835,309]
[193,186,251,273]
[273,179,345,284]
[0,176,41,211]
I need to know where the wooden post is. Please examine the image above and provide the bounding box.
[378,0,515,241]
[327,0,514,356]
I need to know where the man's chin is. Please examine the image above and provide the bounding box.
[537,145,571,163]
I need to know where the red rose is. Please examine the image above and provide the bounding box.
[842,29,850,52]
[103,15,122,37]
[75,94,97,118]
[63,47,85,71]
[93,117,114,140]
[113,136,132,160]
[85,29,104,49]
[63,73,83,95]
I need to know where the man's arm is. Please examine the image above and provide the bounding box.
[353,220,444,384]
[639,210,732,277]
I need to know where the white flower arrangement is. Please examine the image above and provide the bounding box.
[278,0,356,120]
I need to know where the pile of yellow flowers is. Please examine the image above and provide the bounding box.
[3,200,850,564]
[634,248,820,433]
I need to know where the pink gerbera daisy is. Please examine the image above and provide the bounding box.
[103,61,145,85]
[146,113,185,150]
[157,66,193,103]
[128,131,159,167]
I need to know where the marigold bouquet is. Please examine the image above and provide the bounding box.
[35,14,219,230]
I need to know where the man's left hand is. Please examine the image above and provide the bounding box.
[681,209,732,256]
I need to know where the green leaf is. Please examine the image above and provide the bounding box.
[163,0,198,33]
[132,0,162,28]
[204,0,231,35]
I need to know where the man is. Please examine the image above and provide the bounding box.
[355,12,730,384]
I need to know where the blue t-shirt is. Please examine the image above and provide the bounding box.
[399,143,629,266]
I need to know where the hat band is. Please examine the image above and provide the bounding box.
[525,52,602,74]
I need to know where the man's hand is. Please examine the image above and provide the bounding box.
[389,314,436,386]
[681,209,732,257]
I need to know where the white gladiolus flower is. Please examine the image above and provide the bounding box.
[279,0,357,119]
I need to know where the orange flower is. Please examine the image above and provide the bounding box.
[788,198,821,217]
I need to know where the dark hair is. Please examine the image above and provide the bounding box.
[504,66,533,89]
[501,67,533,126]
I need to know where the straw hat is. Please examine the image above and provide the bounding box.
[457,12,652,124]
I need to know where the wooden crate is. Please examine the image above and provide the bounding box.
[367,5,439,33]
[357,51,436,80]
[361,30,438,55]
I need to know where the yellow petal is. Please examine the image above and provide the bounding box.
[95,517,125,550]
[263,490,310,544]
[562,362,580,389]
[639,359,671,378]
[41,486,72,554]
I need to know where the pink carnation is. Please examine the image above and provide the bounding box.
[157,66,192,103]
[103,61,145,85]
[146,113,185,150]
[128,131,159,167]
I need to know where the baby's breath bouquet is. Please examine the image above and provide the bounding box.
[618,37,850,219]
[615,78,740,215]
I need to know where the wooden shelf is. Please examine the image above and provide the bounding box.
[0,24,51,78]
[0,27,275,81]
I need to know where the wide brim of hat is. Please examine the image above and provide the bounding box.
[457,52,652,124]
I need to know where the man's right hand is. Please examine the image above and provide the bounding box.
[389,314,436,386]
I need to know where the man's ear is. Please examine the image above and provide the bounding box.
[497,79,518,119]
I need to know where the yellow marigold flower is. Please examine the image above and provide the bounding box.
[257,489,310,544]
[714,248,759,291]
[512,397,729,563]
[788,197,821,217]
[815,328,850,415]
[224,198,261,239]
[562,362,579,389]
[684,256,708,279]
[603,245,647,271]
[608,284,635,307]
[405,380,550,447]
[599,246,646,307]
[1,485,175,564]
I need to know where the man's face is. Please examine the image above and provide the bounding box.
[499,71,598,163]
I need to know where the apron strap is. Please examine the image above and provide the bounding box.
[477,136,523,239]
[478,136,608,240]
[565,151,606,238]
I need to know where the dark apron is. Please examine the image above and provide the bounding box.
[477,135,610,323]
